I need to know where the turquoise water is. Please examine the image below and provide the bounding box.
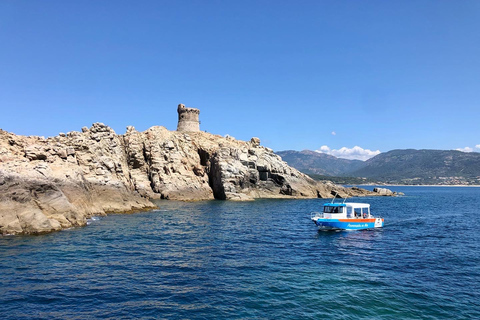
[1,186,479,319]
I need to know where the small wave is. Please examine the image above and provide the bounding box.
[86,217,100,225]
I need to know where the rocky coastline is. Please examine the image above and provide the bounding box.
[1,123,391,235]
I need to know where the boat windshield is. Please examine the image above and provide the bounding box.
[354,207,369,217]
[324,206,344,213]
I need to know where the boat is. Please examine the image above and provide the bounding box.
[311,197,384,231]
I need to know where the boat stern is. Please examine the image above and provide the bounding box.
[374,217,384,228]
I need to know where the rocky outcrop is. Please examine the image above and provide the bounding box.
[0,124,155,235]
[373,187,403,196]
[1,123,385,235]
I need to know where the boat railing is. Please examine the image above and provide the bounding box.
[310,211,324,219]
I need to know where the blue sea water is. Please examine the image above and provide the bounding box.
[1,186,479,319]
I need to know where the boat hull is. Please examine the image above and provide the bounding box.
[312,218,384,230]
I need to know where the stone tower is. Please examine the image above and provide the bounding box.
[176,104,200,132]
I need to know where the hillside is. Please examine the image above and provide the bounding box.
[277,149,480,185]
[350,149,480,184]
[275,150,364,176]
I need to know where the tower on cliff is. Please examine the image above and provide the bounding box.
[177,104,200,132]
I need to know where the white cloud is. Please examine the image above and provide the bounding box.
[456,147,473,153]
[476,144,480,149]
[318,145,331,152]
[331,131,336,136]
[315,145,381,161]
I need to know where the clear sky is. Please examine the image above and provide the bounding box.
[1,1,479,160]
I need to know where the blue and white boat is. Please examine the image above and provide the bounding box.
[311,198,384,231]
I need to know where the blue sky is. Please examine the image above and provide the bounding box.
[1,1,479,160]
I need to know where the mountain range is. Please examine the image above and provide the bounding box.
[276,149,480,185]
[275,150,364,176]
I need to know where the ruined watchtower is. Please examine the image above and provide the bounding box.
[176,104,200,132]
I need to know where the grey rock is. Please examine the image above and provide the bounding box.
[24,145,47,161]
[250,137,260,147]
[373,187,395,196]
[57,148,68,159]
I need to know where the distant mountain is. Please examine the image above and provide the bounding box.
[277,149,480,185]
[275,150,364,176]
[350,149,480,184]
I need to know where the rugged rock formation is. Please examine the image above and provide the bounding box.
[1,123,383,235]
[373,187,403,196]
[0,124,156,235]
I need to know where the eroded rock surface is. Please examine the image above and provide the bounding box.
[0,124,155,235]
[373,187,403,196]
[1,123,382,235]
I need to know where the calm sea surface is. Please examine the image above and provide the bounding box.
[1,186,479,319]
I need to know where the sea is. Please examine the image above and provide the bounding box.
[1,186,479,319]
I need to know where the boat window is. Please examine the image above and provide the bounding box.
[354,208,362,217]
[362,207,369,214]
[323,206,343,213]
[347,207,353,218]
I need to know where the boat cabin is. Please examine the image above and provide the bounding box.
[322,203,371,219]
